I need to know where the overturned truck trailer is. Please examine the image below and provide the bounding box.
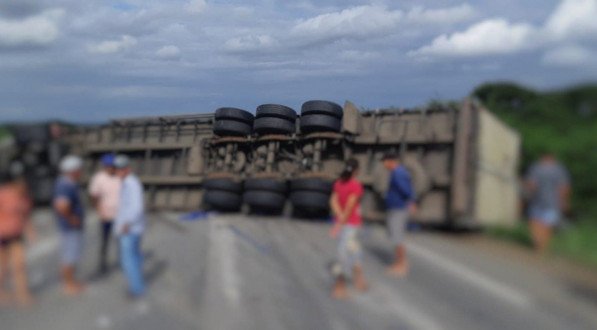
[70,99,520,228]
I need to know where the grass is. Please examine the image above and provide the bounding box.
[0,126,10,141]
[486,218,597,269]
[552,220,597,268]
[486,222,533,247]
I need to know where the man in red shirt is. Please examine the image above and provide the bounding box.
[329,158,368,299]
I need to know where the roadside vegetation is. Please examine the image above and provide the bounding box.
[474,82,597,268]
[0,126,10,141]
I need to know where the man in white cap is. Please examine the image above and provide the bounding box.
[113,155,146,298]
[53,155,86,295]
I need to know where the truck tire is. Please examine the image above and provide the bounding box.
[204,190,242,211]
[243,191,286,210]
[301,100,343,119]
[289,191,330,210]
[299,114,341,133]
[253,117,296,135]
[203,178,242,193]
[213,120,252,137]
[244,178,287,194]
[290,178,333,193]
[256,104,297,121]
[215,108,254,124]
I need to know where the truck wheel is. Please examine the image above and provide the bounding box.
[213,120,252,137]
[215,107,254,124]
[253,117,296,135]
[244,178,287,194]
[290,178,333,193]
[204,190,242,211]
[289,191,330,210]
[243,191,286,210]
[301,100,343,119]
[256,104,297,121]
[299,114,341,133]
[203,178,242,193]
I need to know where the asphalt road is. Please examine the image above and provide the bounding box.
[1,210,596,330]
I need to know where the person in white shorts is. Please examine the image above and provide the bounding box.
[525,153,571,254]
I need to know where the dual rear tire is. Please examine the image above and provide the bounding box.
[253,104,297,135]
[213,107,254,137]
[203,178,243,211]
[289,178,334,214]
[300,100,343,134]
[243,178,287,213]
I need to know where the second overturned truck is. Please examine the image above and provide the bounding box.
[71,99,521,228]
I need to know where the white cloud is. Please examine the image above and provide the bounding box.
[87,35,137,54]
[411,19,536,57]
[405,4,475,25]
[542,45,594,66]
[156,45,181,59]
[224,35,277,52]
[545,0,597,39]
[291,5,403,43]
[186,0,207,14]
[0,9,64,48]
[412,0,597,58]
[287,4,477,46]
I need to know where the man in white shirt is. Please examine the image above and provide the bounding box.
[88,153,121,275]
[113,155,146,298]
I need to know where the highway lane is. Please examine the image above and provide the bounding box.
[1,211,596,330]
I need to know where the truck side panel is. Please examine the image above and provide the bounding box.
[473,107,521,226]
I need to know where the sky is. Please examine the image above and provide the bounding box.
[0,0,596,123]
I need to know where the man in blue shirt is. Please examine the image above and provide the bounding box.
[53,155,86,295]
[113,155,146,298]
[382,153,417,277]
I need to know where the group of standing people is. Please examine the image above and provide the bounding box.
[329,153,416,299]
[0,149,572,305]
[0,153,147,307]
[328,151,571,299]
[55,153,147,298]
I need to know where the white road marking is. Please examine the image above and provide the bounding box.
[209,217,241,305]
[408,241,533,308]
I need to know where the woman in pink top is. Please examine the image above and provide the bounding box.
[329,158,368,299]
[0,173,34,306]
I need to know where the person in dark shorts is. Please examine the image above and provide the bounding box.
[89,153,120,275]
[53,155,86,296]
[329,158,368,299]
[525,153,571,253]
[0,172,34,306]
[382,153,417,277]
